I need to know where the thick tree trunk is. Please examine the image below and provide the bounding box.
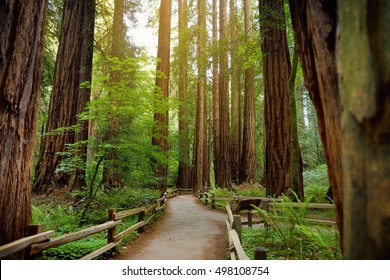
[34,0,94,193]
[152,0,171,190]
[337,0,390,259]
[0,0,47,258]
[229,0,242,184]
[288,0,343,243]
[217,0,231,189]
[193,0,206,193]
[260,0,292,197]
[176,0,191,189]
[212,0,220,187]
[103,0,125,188]
[240,0,257,184]
[73,0,95,190]
[288,44,304,200]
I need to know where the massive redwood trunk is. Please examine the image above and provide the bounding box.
[34,0,95,193]
[260,0,292,197]
[337,0,390,259]
[216,0,231,189]
[0,0,47,258]
[240,0,256,184]
[176,0,192,189]
[193,0,206,193]
[212,0,220,187]
[288,0,343,243]
[230,0,242,183]
[152,0,172,190]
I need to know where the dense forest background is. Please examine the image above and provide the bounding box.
[1,0,389,260]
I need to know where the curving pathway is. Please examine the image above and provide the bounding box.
[114,195,227,260]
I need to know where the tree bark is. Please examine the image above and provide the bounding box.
[212,0,220,187]
[229,0,242,184]
[103,0,125,188]
[216,0,231,189]
[34,0,95,193]
[152,0,172,190]
[240,0,257,184]
[0,0,47,258]
[73,0,95,190]
[193,0,206,193]
[260,0,291,197]
[288,0,343,243]
[176,0,191,189]
[288,44,304,200]
[337,0,390,259]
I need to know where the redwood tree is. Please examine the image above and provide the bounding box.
[337,0,390,259]
[212,0,220,187]
[193,0,207,193]
[216,0,231,189]
[229,0,242,183]
[152,0,172,190]
[0,0,47,258]
[34,0,95,193]
[288,0,343,241]
[240,0,257,184]
[260,0,292,197]
[176,0,192,189]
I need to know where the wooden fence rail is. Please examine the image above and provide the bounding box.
[199,193,336,227]
[0,191,169,260]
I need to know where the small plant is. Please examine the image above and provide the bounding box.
[247,195,341,260]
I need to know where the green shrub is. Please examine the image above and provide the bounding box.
[303,164,331,203]
[247,195,341,260]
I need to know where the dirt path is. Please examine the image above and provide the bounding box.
[113,195,227,260]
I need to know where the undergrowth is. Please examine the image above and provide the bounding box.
[32,187,160,259]
[243,195,341,260]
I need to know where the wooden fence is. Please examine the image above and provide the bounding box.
[200,193,336,227]
[0,192,169,260]
[199,192,336,260]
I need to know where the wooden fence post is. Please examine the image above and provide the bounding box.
[212,198,216,209]
[27,224,44,260]
[247,211,253,228]
[254,247,267,260]
[233,215,242,243]
[107,209,116,244]
[138,211,145,233]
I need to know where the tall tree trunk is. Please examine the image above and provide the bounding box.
[260,0,292,197]
[193,0,206,193]
[73,0,95,190]
[288,44,304,200]
[203,99,211,189]
[288,0,343,244]
[34,0,95,193]
[176,0,192,189]
[0,0,47,258]
[337,0,390,259]
[229,0,242,184]
[152,0,172,190]
[217,0,231,189]
[103,0,125,188]
[240,0,257,184]
[212,0,220,187]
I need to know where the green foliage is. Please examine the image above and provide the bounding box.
[235,187,266,197]
[32,186,161,259]
[72,187,160,225]
[303,164,331,203]
[208,187,233,198]
[32,204,80,235]
[247,196,341,259]
[43,237,107,260]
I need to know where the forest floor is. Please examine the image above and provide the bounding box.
[111,195,228,260]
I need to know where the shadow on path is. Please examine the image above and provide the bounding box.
[113,195,227,260]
